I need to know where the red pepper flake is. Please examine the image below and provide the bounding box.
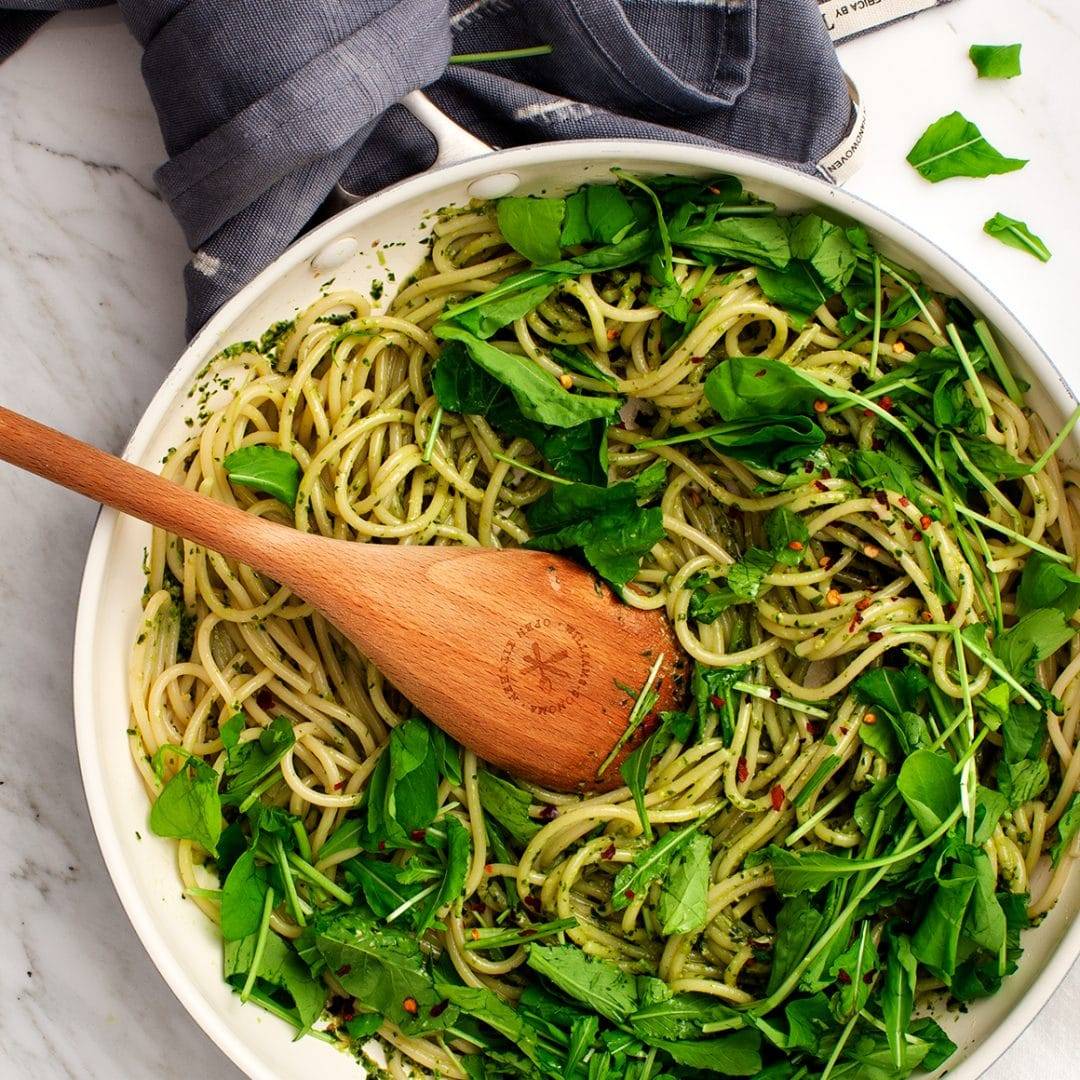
[692,297,703,308]
[945,602,957,619]
[874,491,889,507]
[855,597,872,612]
[377,840,386,851]
[736,757,749,783]
[771,785,786,811]
[848,612,863,633]
[256,688,275,711]
[864,971,876,984]
[710,694,727,710]
[839,726,849,735]
[912,530,923,542]
[919,515,932,530]
[813,399,829,413]
[469,927,480,940]
[601,843,616,861]
[538,804,559,822]
[641,711,660,734]
[821,469,832,480]
[837,970,852,985]
[402,997,419,1015]
[818,555,833,570]
[872,438,886,451]
[624,888,636,901]
[814,480,829,492]
[863,408,874,418]
[898,496,910,508]
[690,355,705,364]
[804,459,815,473]
[334,780,345,790]
[755,368,767,378]
[337,964,352,976]
[607,327,619,341]
[787,540,804,552]
[523,894,541,912]
[430,1000,449,1018]
[863,712,878,726]
[410,828,427,842]
[770,687,781,701]
[921,610,934,622]
[868,631,884,643]
[806,721,822,737]
[879,395,894,412]
[484,863,494,874]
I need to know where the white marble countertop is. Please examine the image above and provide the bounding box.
[1,3,1078,1077]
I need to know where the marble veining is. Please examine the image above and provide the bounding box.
[1,3,1078,1078]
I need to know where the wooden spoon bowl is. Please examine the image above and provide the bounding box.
[0,406,686,790]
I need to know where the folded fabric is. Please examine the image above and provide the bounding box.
[0,0,952,337]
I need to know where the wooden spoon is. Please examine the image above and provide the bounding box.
[0,406,687,791]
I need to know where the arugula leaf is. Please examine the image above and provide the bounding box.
[994,609,1075,677]
[658,830,711,935]
[969,43,1022,79]
[223,715,295,803]
[848,449,921,502]
[756,262,828,324]
[219,711,245,762]
[149,754,221,855]
[1017,552,1080,617]
[561,184,638,246]
[705,356,828,420]
[497,196,565,264]
[451,282,557,339]
[477,771,541,844]
[669,213,791,269]
[766,893,824,994]
[222,445,301,508]
[620,710,693,839]
[973,784,1009,845]
[413,814,471,932]
[314,908,441,1029]
[525,466,666,587]
[565,1014,599,1073]
[765,508,810,566]
[612,822,702,912]
[882,928,917,1069]
[342,856,425,918]
[829,921,879,1021]
[434,325,619,428]
[629,978,741,1041]
[853,666,931,760]
[692,663,748,745]
[1052,794,1080,866]
[997,758,1049,808]
[727,547,777,601]
[789,214,858,291]
[526,944,639,1023]
[984,213,1051,262]
[907,111,1027,182]
[364,717,440,848]
[649,1029,762,1074]
[224,930,327,1030]
[911,860,979,983]
[897,749,961,836]
[1002,702,1046,764]
[221,848,270,941]
[434,980,540,1063]
[551,345,618,388]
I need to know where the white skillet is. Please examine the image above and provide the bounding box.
[72,96,1080,1079]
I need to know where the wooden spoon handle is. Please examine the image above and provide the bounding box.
[0,405,300,581]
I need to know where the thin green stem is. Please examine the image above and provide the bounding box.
[948,323,994,423]
[597,652,665,776]
[973,319,1024,406]
[274,837,306,928]
[240,885,275,1003]
[868,254,882,379]
[287,852,354,906]
[422,405,443,464]
[492,451,571,485]
[449,45,553,64]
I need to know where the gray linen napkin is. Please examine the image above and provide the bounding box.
[0,0,953,337]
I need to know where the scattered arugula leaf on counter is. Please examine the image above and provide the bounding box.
[222,445,301,508]
[984,212,1051,262]
[969,43,1022,79]
[907,111,1027,182]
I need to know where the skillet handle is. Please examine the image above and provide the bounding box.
[401,90,493,167]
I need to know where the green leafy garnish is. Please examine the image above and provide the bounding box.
[907,111,1027,182]
[497,195,565,264]
[969,43,1022,79]
[984,212,1051,262]
[149,753,222,855]
[222,445,301,508]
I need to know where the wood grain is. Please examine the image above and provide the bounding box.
[0,405,687,790]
